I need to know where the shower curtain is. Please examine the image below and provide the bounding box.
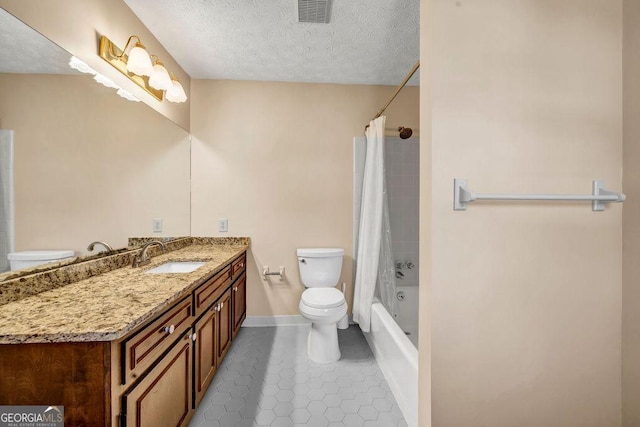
[0,130,14,273]
[353,116,397,332]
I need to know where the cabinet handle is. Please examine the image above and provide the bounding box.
[239,262,244,268]
[163,324,175,334]
[191,333,197,342]
[220,302,224,309]
[233,286,238,292]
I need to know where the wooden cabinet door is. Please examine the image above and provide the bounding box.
[216,288,232,366]
[122,331,193,427]
[194,305,217,407]
[232,273,247,339]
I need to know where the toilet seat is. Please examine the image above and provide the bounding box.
[301,288,345,309]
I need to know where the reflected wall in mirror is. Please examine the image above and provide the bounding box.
[0,8,191,274]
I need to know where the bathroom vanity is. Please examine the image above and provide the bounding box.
[0,238,248,427]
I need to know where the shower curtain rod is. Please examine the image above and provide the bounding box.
[369,60,420,125]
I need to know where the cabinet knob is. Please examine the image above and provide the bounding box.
[220,302,224,309]
[239,262,244,268]
[233,286,238,292]
[191,333,197,342]
[163,324,175,334]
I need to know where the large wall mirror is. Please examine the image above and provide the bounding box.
[0,8,191,275]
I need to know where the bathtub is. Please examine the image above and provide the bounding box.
[364,301,418,427]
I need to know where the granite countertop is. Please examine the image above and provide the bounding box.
[0,243,248,344]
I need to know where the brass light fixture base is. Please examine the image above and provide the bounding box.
[98,35,164,101]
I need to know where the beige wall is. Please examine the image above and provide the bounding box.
[623,0,640,425]
[190,80,418,316]
[0,74,191,255]
[0,0,190,131]
[422,1,623,425]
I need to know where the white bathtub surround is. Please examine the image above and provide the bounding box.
[385,137,420,289]
[378,157,399,317]
[354,116,396,332]
[365,301,418,427]
[395,285,420,347]
[0,130,14,273]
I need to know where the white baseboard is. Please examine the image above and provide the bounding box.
[243,315,311,327]
[243,314,356,327]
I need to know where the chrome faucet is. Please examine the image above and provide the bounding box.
[132,241,166,268]
[87,241,114,253]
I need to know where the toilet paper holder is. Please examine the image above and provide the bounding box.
[262,266,285,279]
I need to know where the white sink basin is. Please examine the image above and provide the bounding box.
[146,261,207,274]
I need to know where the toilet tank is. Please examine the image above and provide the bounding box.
[8,250,75,271]
[297,248,344,287]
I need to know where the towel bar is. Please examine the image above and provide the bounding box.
[454,179,626,211]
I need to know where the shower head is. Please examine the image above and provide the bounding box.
[398,127,413,139]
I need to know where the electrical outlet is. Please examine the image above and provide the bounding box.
[218,218,228,233]
[153,218,163,233]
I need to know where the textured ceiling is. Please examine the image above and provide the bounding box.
[0,8,79,74]
[123,0,419,86]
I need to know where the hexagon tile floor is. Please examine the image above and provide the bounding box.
[189,325,408,427]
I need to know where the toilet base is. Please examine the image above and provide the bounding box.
[307,322,340,364]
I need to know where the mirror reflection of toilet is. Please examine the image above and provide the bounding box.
[7,250,74,271]
[297,248,348,364]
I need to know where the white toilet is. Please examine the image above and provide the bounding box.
[297,248,348,364]
[7,250,75,271]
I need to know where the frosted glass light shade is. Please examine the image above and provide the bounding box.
[126,43,153,76]
[149,62,172,90]
[166,79,188,103]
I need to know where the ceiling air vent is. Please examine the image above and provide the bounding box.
[297,0,332,24]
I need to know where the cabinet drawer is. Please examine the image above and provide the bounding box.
[231,253,246,281]
[122,296,192,385]
[194,266,231,317]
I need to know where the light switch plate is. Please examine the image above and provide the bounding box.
[153,218,163,233]
[218,218,228,233]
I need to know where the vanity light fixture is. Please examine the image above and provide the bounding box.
[99,35,188,103]
[99,35,163,100]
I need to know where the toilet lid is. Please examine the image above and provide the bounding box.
[301,288,345,309]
